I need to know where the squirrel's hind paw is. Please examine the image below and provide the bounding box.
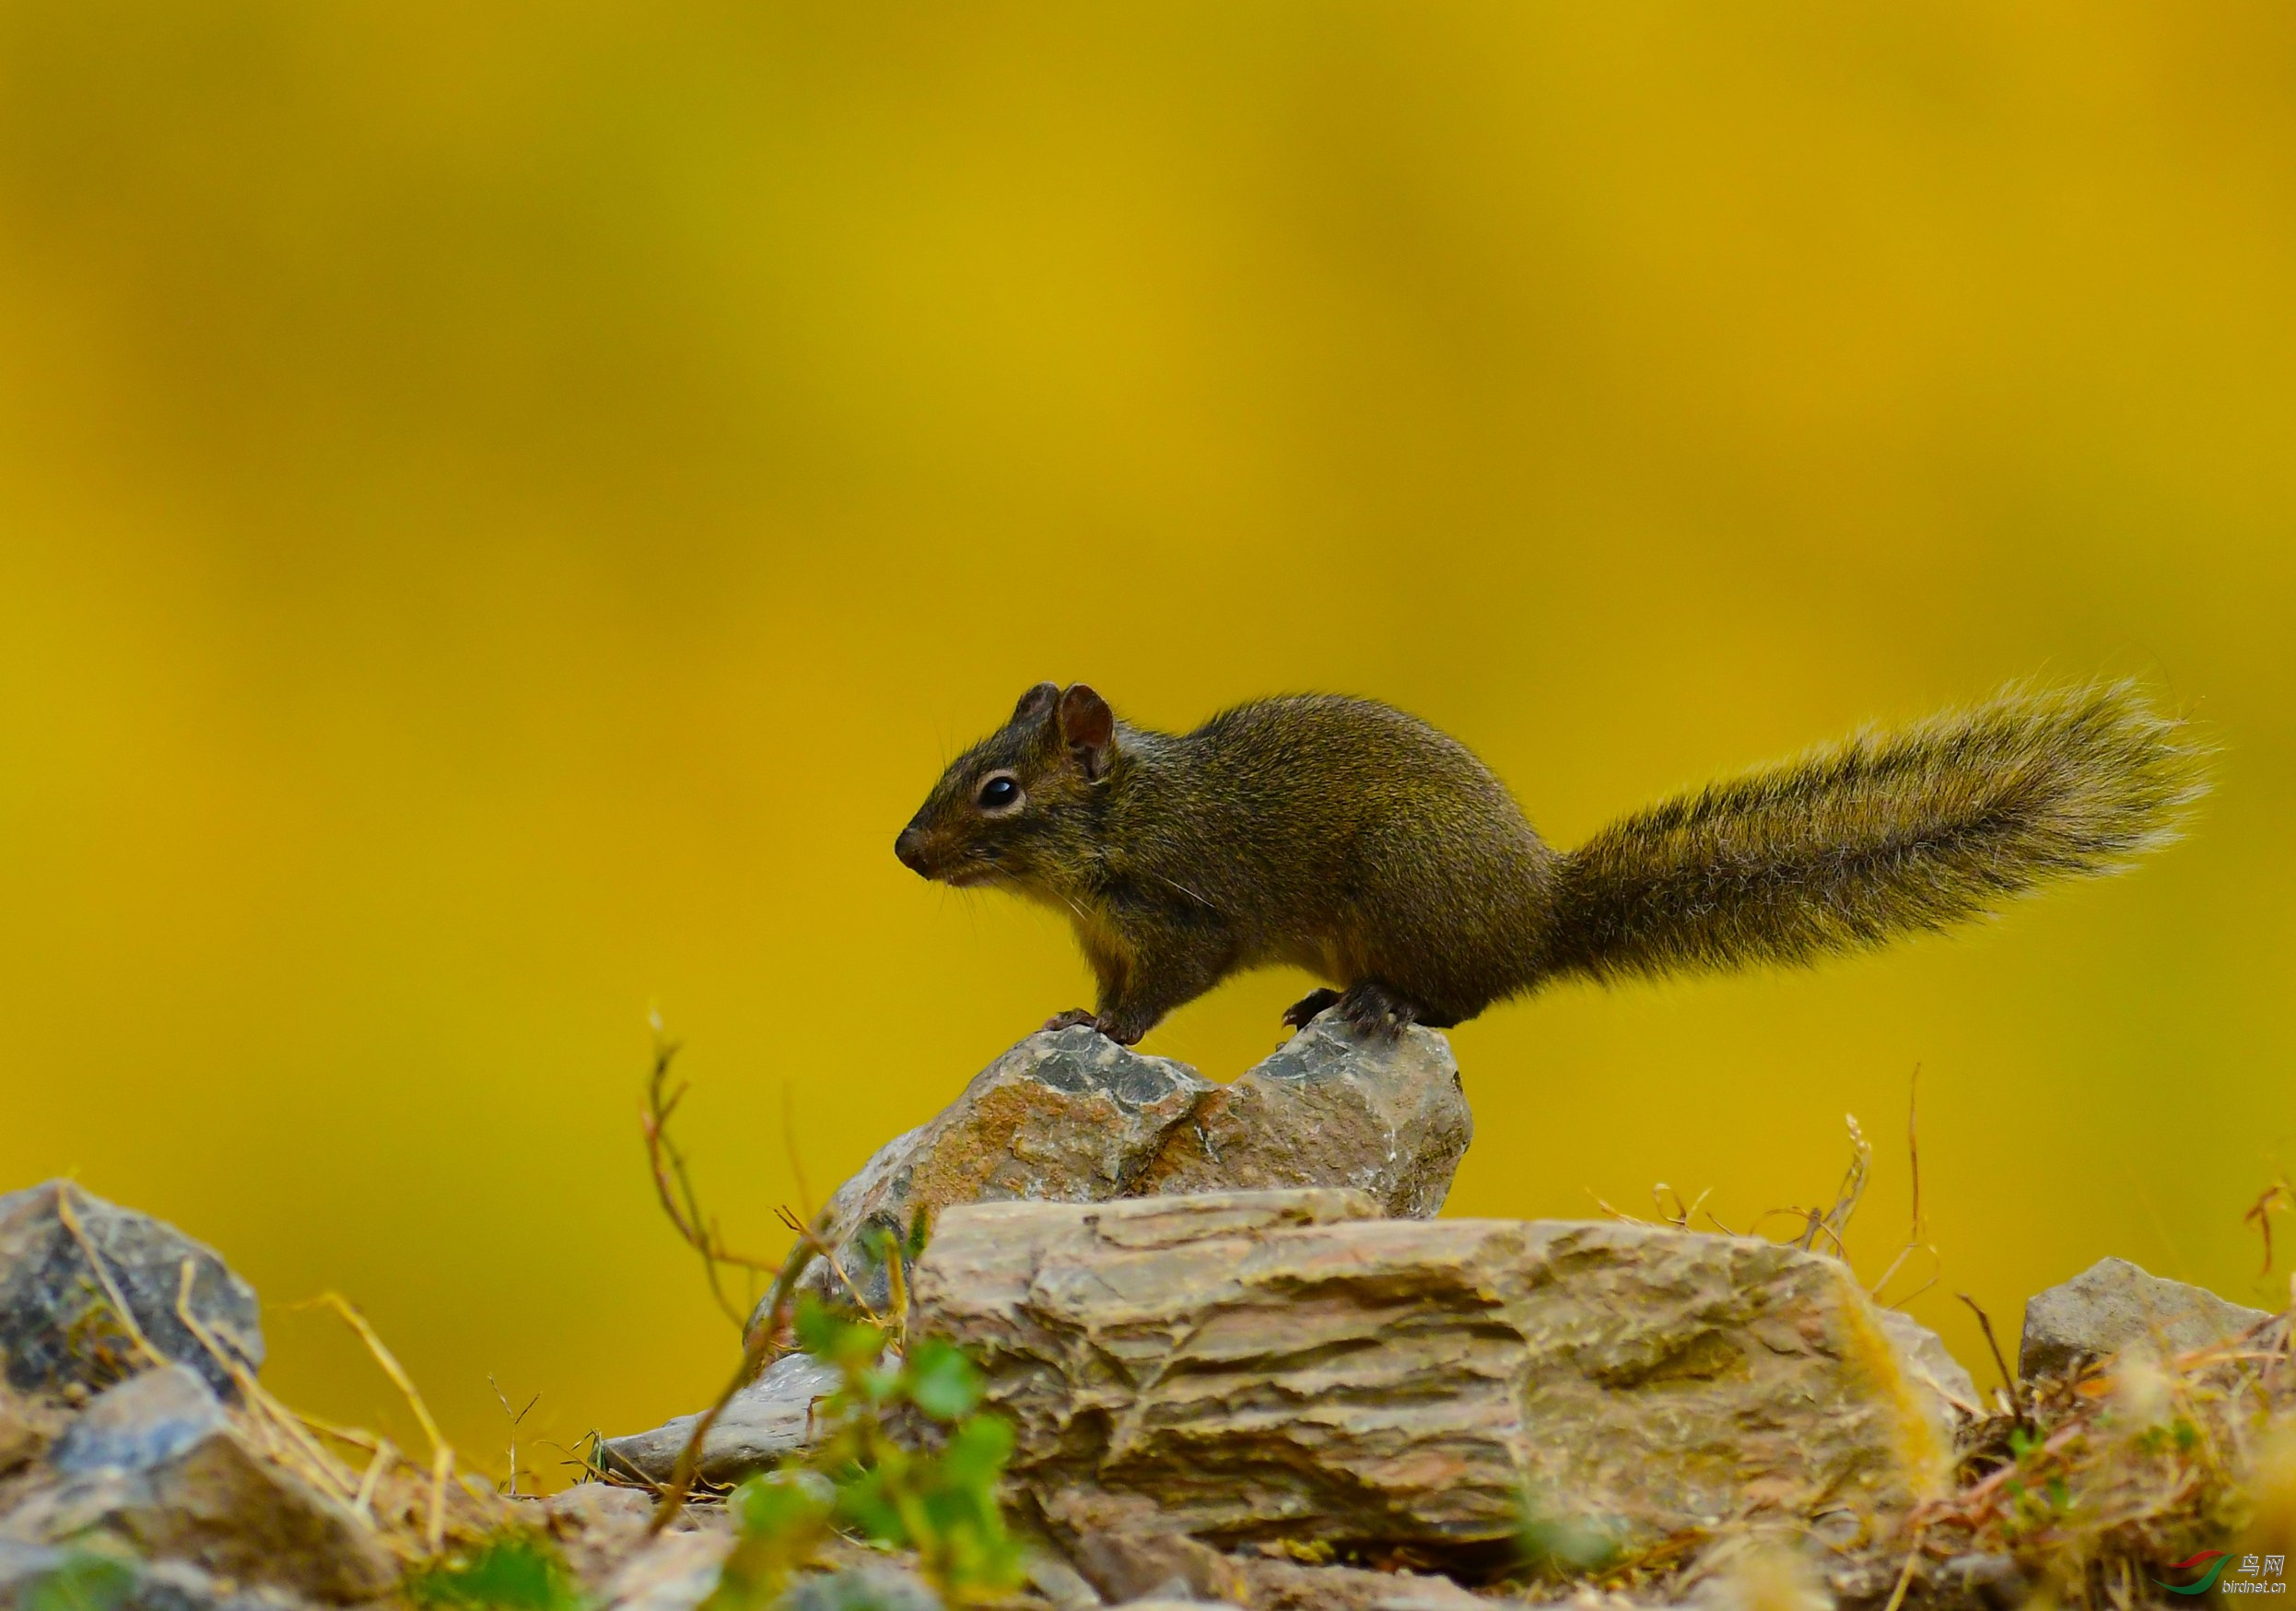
[1336,980,1419,1041]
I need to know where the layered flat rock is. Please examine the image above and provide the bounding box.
[912,1189,1954,1558]
[2019,1256,2273,1382]
[0,1182,263,1403]
[601,1349,843,1485]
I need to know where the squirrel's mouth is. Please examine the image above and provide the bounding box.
[943,864,1001,888]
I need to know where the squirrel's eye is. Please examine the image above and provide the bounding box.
[978,776,1021,810]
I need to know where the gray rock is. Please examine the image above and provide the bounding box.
[52,1363,233,1474]
[596,1529,734,1611]
[542,1483,664,1592]
[1126,1012,1470,1217]
[1037,1490,1249,1605]
[1021,1546,1106,1610]
[1235,1558,1490,1610]
[602,1349,844,1485]
[2018,1256,2273,1382]
[1933,1551,2031,1608]
[781,1564,941,1611]
[0,1182,262,1402]
[0,1366,396,1603]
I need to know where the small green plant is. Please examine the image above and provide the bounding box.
[404,1533,583,1611]
[23,1553,135,1611]
[703,1296,1022,1609]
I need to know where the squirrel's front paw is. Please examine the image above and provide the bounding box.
[1042,1007,1147,1045]
[1281,987,1341,1031]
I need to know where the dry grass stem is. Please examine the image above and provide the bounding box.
[491,1374,539,1499]
[55,1183,170,1370]
[291,1291,460,1551]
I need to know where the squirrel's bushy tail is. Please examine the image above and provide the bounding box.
[1545,682,2207,985]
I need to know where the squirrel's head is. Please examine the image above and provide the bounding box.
[894,681,1118,892]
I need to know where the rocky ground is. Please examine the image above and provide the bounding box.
[3,1011,2290,1609]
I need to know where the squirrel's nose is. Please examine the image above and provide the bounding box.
[894,827,931,876]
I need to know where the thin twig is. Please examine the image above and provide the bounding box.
[650,1219,829,1536]
[1956,1292,2026,1429]
[1869,1071,1941,1309]
[2246,1179,2292,1276]
[774,1205,881,1324]
[642,1014,780,1329]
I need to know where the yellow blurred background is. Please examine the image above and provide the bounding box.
[3,3,2292,1482]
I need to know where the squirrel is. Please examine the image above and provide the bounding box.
[892,680,2204,1045]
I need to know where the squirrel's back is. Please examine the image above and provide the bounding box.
[1116,696,1559,1004]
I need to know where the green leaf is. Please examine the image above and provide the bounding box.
[27,1555,136,1611]
[904,1339,983,1421]
[941,1413,1014,1488]
[732,1471,832,1537]
[834,1468,908,1545]
[404,1535,581,1611]
[792,1294,887,1371]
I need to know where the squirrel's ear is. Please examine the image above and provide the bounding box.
[1058,685,1116,780]
[1012,682,1060,727]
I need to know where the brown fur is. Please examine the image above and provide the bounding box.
[893,680,2205,1043]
